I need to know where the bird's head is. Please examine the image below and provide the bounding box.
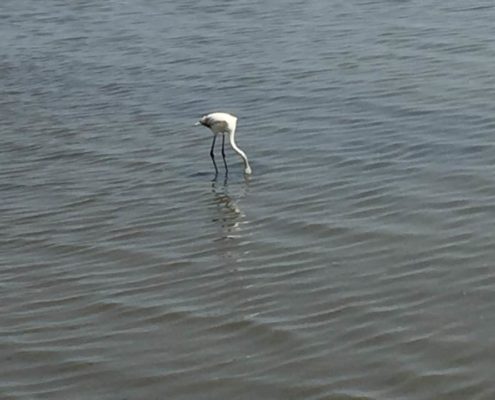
[195,115,210,128]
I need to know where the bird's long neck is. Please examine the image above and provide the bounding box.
[229,125,252,175]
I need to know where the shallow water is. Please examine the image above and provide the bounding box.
[2,1,495,399]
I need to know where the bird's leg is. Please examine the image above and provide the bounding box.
[210,135,218,178]
[221,134,228,175]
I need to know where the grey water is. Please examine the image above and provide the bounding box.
[2,0,495,399]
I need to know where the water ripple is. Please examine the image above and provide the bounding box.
[2,0,495,399]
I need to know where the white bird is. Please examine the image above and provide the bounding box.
[195,112,252,175]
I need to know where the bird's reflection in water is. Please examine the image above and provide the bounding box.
[211,175,249,242]
[210,176,253,307]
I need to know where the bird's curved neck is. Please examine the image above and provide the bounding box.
[229,127,251,174]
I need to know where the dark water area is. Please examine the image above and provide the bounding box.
[2,1,495,399]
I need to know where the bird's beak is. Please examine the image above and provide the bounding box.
[194,121,201,126]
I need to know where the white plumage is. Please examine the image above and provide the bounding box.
[195,112,252,175]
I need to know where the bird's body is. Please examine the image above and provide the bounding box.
[199,112,235,135]
[195,112,252,175]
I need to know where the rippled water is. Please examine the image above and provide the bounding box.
[2,1,495,399]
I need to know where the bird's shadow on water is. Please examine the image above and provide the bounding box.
[189,169,254,182]
[189,161,266,181]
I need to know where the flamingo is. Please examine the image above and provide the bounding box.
[195,112,252,176]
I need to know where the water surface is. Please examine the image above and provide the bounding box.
[2,1,495,399]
